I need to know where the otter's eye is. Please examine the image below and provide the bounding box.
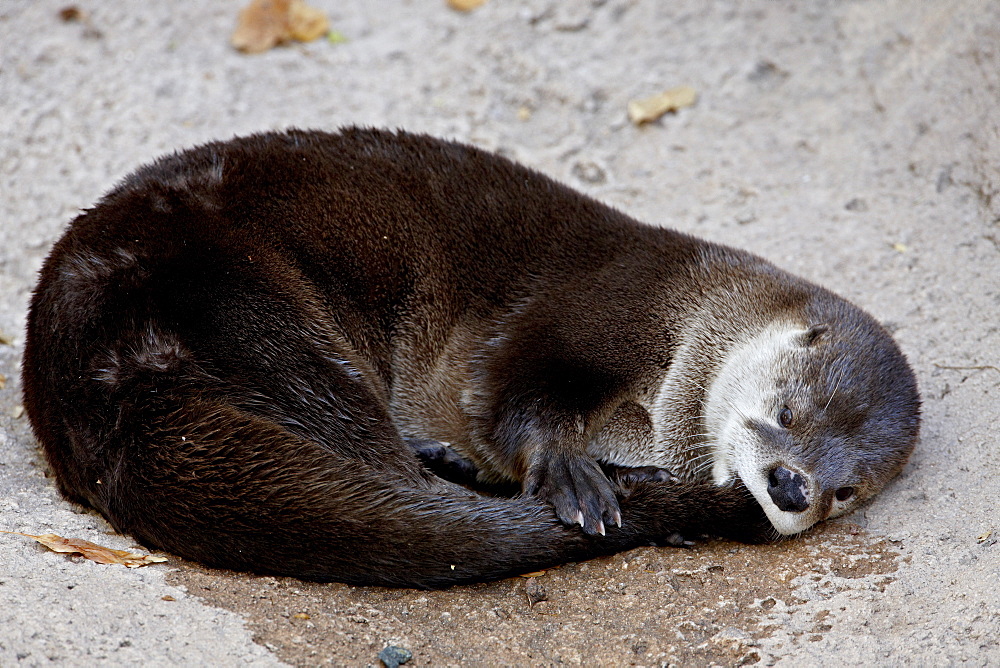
[835,486,855,502]
[778,406,793,428]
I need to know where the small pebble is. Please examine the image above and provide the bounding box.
[378,645,413,668]
[525,577,547,605]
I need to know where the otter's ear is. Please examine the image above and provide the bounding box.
[801,324,829,346]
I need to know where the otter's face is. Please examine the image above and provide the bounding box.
[704,318,920,536]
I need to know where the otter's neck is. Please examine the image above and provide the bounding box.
[647,304,790,480]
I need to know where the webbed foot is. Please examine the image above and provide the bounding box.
[602,463,677,488]
[405,437,480,485]
[524,451,622,535]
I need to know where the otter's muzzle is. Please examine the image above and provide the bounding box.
[766,465,810,512]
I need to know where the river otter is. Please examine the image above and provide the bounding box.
[21,128,920,587]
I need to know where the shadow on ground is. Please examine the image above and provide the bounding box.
[170,523,900,666]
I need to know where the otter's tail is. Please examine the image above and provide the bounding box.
[23,379,766,588]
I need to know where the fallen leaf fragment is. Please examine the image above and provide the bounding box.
[0,331,13,345]
[12,405,24,419]
[627,85,698,125]
[56,4,103,38]
[892,242,908,253]
[447,0,487,11]
[3,531,167,568]
[978,530,993,543]
[0,372,6,389]
[519,570,546,578]
[231,0,330,54]
[287,0,328,41]
[59,6,84,22]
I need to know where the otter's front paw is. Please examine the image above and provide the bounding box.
[524,452,621,535]
[406,437,480,484]
[603,463,677,488]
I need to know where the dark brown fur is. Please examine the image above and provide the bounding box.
[21,128,917,587]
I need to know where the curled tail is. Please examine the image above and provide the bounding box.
[23,372,768,587]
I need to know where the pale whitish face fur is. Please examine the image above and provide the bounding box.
[704,319,919,535]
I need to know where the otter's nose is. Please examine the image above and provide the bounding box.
[767,466,810,512]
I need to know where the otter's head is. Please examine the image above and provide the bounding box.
[704,305,920,536]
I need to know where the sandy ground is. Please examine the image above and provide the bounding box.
[1,1,997,665]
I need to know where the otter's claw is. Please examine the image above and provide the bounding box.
[525,451,621,535]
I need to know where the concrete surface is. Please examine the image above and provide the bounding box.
[1,0,997,665]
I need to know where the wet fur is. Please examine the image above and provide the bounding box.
[22,128,917,587]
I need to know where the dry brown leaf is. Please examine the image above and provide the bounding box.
[627,85,698,125]
[59,5,84,22]
[231,0,330,54]
[447,0,487,11]
[0,372,7,389]
[287,0,329,41]
[231,0,285,53]
[0,331,13,345]
[3,530,167,568]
